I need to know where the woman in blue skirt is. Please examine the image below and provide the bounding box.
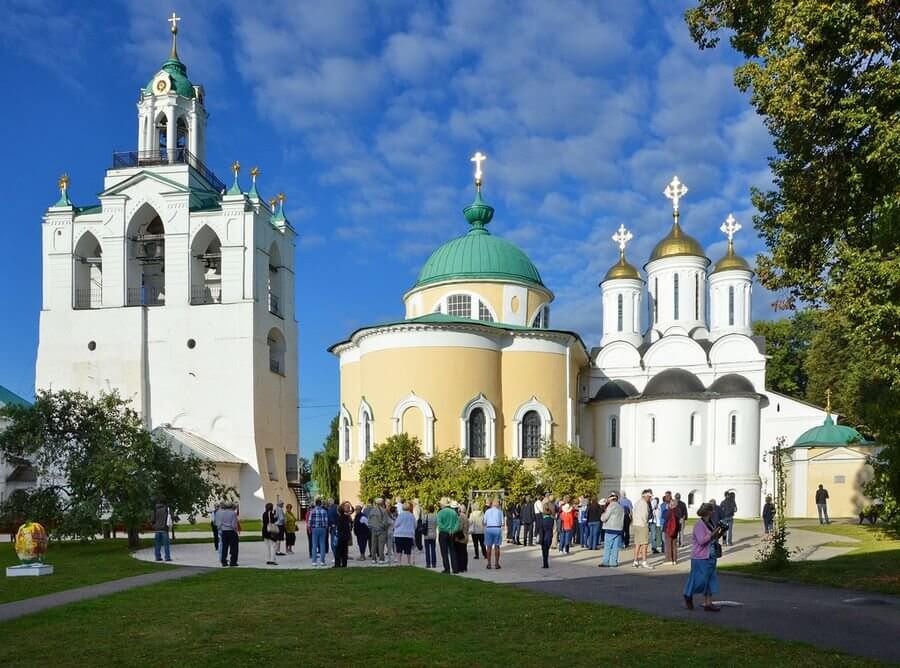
[683,502,726,611]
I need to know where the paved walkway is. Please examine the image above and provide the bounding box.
[0,567,207,623]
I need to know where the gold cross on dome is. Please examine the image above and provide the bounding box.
[663,175,688,214]
[58,173,70,192]
[168,12,181,34]
[250,166,259,180]
[825,388,832,414]
[470,151,487,188]
[232,161,240,175]
[721,213,741,241]
[611,223,633,253]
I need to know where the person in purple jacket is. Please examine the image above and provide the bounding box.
[683,502,727,611]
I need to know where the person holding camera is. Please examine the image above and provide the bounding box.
[683,502,726,612]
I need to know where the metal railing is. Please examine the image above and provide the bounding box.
[111,148,226,194]
[191,284,222,305]
[126,287,165,307]
[74,288,102,309]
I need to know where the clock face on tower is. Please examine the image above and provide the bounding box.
[153,75,169,94]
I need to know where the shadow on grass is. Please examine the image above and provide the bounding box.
[724,547,900,595]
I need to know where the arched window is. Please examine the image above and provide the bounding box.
[531,305,550,328]
[358,401,373,461]
[617,294,623,332]
[127,204,165,306]
[447,294,471,318]
[609,416,618,448]
[364,419,371,458]
[73,232,102,309]
[673,273,680,320]
[688,491,695,506]
[467,407,486,458]
[190,226,222,304]
[342,417,351,462]
[728,286,735,326]
[478,300,494,323]
[694,274,700,320]
[267,327,286,375]
[522,411,541,458]
[268,242,283,317]
[653,278,659,323]
[156,113,168,155]
[650,416,656,444]
[729,413,737,445]
[690,413,699,445]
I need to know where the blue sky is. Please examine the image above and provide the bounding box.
[0,0,777,457]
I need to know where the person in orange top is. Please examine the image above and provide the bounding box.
[558,497,577,554]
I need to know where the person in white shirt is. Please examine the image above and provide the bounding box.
[483,498,505,569]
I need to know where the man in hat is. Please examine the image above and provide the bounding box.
[599,492,624,568]
[437,497,460,573]
[631,489,653,569]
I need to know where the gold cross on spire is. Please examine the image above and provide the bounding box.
[825,388,832,414]
[663,175,688,216]
[58,173,70,193]
[470,151,487,191]
[232,161,240,175]
[168,12,181,60]
[611,223,633,255]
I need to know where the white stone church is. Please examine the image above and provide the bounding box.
[33,18,298,515]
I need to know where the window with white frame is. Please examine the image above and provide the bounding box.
[609,416,618,448]
[728,286,735,326]
[694,274,700,320]
[729,413,737,445]
[364,418,372,458]
[447,294,471,318]
[650,416,656,444]
[342,417,351,461]
[531,305,550,328]
[477,301,494,322]
[653,278,659,323]
[673,273,680,320]
[617,294,623,332]
[690,413,699,445]
[522,411,541,458]
[467,407,486,458]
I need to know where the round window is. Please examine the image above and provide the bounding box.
[187,339,196,349]
[88,341,96,351]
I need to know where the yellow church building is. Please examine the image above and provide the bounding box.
[330,157,588,503]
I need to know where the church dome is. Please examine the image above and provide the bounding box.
[602,254,641,282]
[593,379,639,401]
[415,191,544,288]
[793,415,872,448]
[647,220,707,264]
[145,58,196,98]
[711,240,752,274]
[643,368,705,397]
[708,374,756,394]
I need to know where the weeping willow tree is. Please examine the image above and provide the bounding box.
[311,415,341,501]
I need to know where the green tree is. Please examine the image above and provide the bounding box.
[752,310,818,397]
[687,0,900,520]
[535,442,601,498]
[311,416,341,501]
[358,433,425,503]
[0,390,231,548]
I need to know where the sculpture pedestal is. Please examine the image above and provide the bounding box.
[6,564,54,577]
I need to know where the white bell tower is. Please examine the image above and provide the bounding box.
[709,214,754,340]
[600,224,643,348]
[136,12,208,162]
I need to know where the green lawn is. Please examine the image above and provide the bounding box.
[0,540,165,604]
[725,523,900,595]
[0,567,876,667]
[174,518,261,533]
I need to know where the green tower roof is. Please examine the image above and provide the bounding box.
[145,58,196,98]
[414,191,544,288]
[792,414,873,448]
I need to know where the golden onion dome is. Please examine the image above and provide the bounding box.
[646,219,708,265]
[711,240,753,274]
[603,252,642,282]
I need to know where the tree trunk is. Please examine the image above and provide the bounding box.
[127,526,141,550]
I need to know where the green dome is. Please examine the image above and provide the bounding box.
[793,415,872,448]
[145,59,196,99]
[415,191,544,288]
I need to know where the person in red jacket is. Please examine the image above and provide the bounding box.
[558,498,577,554]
